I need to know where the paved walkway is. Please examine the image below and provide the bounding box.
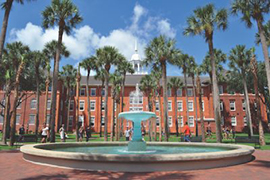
[0,150,269,180]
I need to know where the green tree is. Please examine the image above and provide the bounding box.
[80,56,97,137]
[42,0,82,142]
[184,4,228,142]
[232,0,270,103]
[168,77,183,137]
[228,45,253,136]
[144,35,178,142]
[255,20,270,46]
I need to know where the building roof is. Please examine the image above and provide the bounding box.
[80,74,210,87]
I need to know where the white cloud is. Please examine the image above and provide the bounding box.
[157,19,176,38]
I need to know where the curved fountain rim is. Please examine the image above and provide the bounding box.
[118,111,156,115]
[20,142,254,162]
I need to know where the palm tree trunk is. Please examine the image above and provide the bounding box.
[35,72,40,136]
[161,62,169,141]
[104,71,109,141]
[86,71,91,137]
[184,71,190,126]
[196,75,206,142]
[2,91,10,144]
[147,96,152,141]
[66,86,70,131]
[241,69,253,137]
[208,38,222,143]
[152,92,157,141]
[174,91,179,137]
[116,100,120,141]
[192,76,199,137]
[0,0,13,61]
[257,19,270,101]
[158,92,162,142]
[44,77,49,126]
[111,88,115,141]
[75,72,80,142]
[99,82,104,137]
[121,74,126,112]
[50,26,64,142]
[10,61,24,146]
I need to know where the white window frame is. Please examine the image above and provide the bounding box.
[230,100,236,111]
[91,88,96,96]
[101,88,105,96]
[188,101,194,111]
[187,88,193,97]
[102,100,105,111]
[168,116,173,127]
[242,100,246,111]
[68,116,73,127]
[220,101,224,111]
[90,116,95,127]
[79,100,85,111]
[243,116,247,126]
[156,116,160,127]
[29,114,35,125]
[30,99,37,109]
[167,88,171,97]
[101,116,105,127]
[80,88,86,96]
[177,101,183,111]
[47,99,51,110]
[155,101,160,111]
[202,101,205,112]
[90,100,95,111]
[168,101,172,111]
[46,115,50,125]
[189,116,194,127]
[179,116,184,127]
[231,116,237,126]
[177,88,182,97]
[16,114,21,125]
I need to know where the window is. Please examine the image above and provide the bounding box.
[68,116,73,127]
[0,115,3,124]
[129,91,143,104]
[168,116,172,127]
[101,88,105,96]
[221,116,224,126]
[167,88,171,97]
[230,100,236,111]
[244,116,247,126]
[177,88,182,96]
[177,101,183,111]
[79,100,85,111]
[129,107,143,111]
[48,86,52,92]
[168,101,172,111]
[101,117,105,126]
[30,99,37,109]
[220,101,224,111]
[17,100,22,109]
[202,101,205,111]
[70,100,74,111]
[188,101,194,111]
[254,102,258,111]
[46,115,50,125]
[187,88,193,97]
[242,100,246,111]
[179,116,184,127]
[80,88,86,96]
[114,102,117,112]
[90,117,95,127]
[91,88,96,96]
[156,116,160,126]
[90,101,95,111]
[16,114,21,124]
[231,116,237,126]
[101,101,105,111]
[155,101,159,111]
[29,114,35,125]
[189,116,194,127]
[47,99,51,110]
[219,85,223,94]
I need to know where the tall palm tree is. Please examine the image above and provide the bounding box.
[250,54,265,145]
[232,0,270,102]
[144,35,178,142]
[43,62,50,129]
[255,20,270,47]
[59,65,77,131]
[168,77,183,137]
[80,56,97,137]
[32,51,47,136]
[5,42,30,146]
[184,4,228,143]
[42,0,82,142]
[228,45,253,136]
[94,69,106,137]
[75,65,81,142]
[0,0,36,61]
[174,53,193,127]
[95,46,123,141]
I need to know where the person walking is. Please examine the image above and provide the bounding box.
[183,122,191,142]
[85,126,91,142]
[124,127,130,141]
[59,124,66,142]
[18,125,25,142]
[41,124,49,143]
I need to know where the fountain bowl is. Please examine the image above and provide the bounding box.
[20,142,254,172]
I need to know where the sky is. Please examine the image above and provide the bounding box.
[1,0,269,76]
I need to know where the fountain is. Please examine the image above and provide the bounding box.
[20,83,255,172]
[118,83,156,151]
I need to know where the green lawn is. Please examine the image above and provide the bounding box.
[1,132,270,150]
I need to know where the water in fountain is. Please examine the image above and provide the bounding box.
[118,84,156,151]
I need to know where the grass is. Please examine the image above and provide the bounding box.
[1,132,270,150]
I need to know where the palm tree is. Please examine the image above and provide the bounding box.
[32,51,47,136]
[5,42,30,146]
[232,0,270,102]
[59,65,77,131]
[75,65,81,142]
[174,53,193,127]
[228,45,254,137]
[80,56,97,138]
[250,54,265,146]
[95,46,123,141]
[168,77,183,137]
[144,35,178,142]
[184,4,228,143]
[94,69,106,137]
[255,20,270,46]
[196,66,206,142]
[140,74,155,141]
[0,0,36,61]
[42,0,82,142]
[43,62,50,130]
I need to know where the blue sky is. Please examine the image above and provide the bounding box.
[1,0,269,76]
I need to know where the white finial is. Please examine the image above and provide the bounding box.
[135,39,138,53]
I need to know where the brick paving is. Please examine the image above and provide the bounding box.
[0,150,269,180]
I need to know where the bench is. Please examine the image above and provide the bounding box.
[180,135,202,142]
[235,136,260,149]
